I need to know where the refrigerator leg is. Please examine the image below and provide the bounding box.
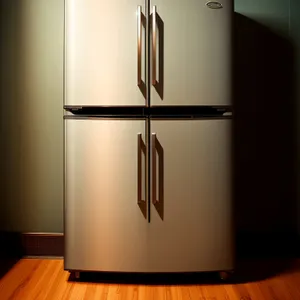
[219,270,234,281]
[72,271,80,280]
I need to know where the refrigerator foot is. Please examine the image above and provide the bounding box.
[74,271,80,280]
[219,271,234,281]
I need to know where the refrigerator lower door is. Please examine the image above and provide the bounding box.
[149,119,234,272]
[64,118,148,272]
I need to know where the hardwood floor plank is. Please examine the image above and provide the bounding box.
[0,259,40,299]
[1,259,300,300]
[222,285,239,300]
[19,259,53,299]
[179,286,192,300]
[45,261,71,300]
[83,283,97,300]
[137,284,148,300]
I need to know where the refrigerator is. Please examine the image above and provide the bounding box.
[64,0,234,277]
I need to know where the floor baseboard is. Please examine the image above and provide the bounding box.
[22,233,64,257]
[0,232,64,257]
[0,231,299,258]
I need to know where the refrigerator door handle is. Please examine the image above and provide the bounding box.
[137,133,147,219]
[137,6,142,86]
[152,6,157,86]
[151,133,157,204]
[152,133,164,220]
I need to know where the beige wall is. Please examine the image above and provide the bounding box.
[0,0,64,232]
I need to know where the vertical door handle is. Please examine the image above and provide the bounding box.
[137,6,142,86]
[137,133,143,203]
[152,133,164,220]
[137,133,147,218]
[151,133,157,204]
[152,6,157,86]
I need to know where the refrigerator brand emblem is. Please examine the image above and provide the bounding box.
[206,1,223,9]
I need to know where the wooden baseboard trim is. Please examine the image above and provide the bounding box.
[0,232,64,257]
[22,233,64,257]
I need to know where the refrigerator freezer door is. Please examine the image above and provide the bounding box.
[64,119,148,272]
[65,0,147,106]
[149,119,234,272]
[150,0,232,106]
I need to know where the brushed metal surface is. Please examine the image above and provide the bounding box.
[65,0,147,106]
[149,119,234,272]
[150,0,233,105]
[64,119,148,272]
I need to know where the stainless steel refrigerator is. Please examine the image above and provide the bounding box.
[64,0,234,277]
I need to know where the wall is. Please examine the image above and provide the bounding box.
[235,0,290,36]
[0,0,64,232]
[0,0,299,240]
[234,0,299,247]
[290,0,300,238]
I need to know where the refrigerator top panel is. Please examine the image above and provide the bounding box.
[64,0,147,107]
[150,0,233,107]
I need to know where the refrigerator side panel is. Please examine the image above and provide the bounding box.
[149,119,234,272]
[65,0,147,106]
[150,0,232,106]
[64,119,148,272]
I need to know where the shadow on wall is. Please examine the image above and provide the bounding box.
[0,232,22,280]
[233,13,298,258]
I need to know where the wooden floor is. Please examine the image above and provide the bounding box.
[0,259,300,299]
